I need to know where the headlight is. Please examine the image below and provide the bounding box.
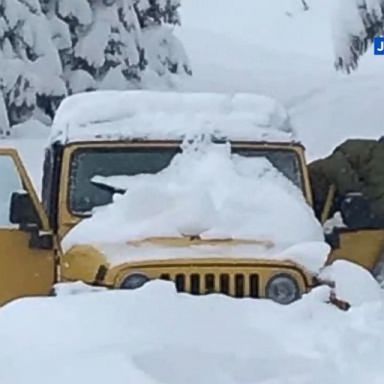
[120,273,150,289]
[265,273,300,305]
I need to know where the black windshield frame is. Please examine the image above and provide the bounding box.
[67,142,305,216]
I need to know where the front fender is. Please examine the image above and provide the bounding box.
[61,245,110,285]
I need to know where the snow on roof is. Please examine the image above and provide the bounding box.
[49,90,296,145]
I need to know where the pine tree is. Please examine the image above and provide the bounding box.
[135,0,191,79]
[47,0,145,93]
[334,0,384,73]
[135,0,181,26]
[0,0,191,135]
[0,0,65,134]
[301,0,309,11]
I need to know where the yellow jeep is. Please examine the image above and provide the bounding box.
[0,139,319,306]
[0,91,382,307]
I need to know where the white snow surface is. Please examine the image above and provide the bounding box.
[1,274,384,384]
[62,140,326,272]
[320,260,383,307]
[49,90,295,144]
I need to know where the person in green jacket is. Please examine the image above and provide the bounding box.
[308,137,384,229]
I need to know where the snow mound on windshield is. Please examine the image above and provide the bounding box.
[63,139,324,264]
[49,90,295,144]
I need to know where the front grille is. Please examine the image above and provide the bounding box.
[160,272,259,298]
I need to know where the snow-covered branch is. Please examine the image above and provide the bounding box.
[334,0,384,73]
[0,0,191,135]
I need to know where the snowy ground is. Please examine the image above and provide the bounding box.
[2,0,384,383]
[0,270,384,384]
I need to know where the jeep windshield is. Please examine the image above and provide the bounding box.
[68,145,304,215]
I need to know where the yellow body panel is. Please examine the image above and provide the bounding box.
[0,149,55,306]
[328,230,384,271]
[61,244,109,283]
[0,230,55,306]
[320,185,384,273]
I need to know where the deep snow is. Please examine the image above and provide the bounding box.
[0,271,384,384]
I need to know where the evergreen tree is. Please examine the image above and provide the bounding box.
[334,0,384,73]
[135,0,191,79]
[0,0,65,134]
[54,0,145,93]
[0,0,191,135]
[135,0,181,26]
[301,0,309,11]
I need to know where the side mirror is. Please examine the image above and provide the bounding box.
[9,191,41,228]
[340,192,373,229]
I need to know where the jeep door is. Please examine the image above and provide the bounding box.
[0,148,56,306]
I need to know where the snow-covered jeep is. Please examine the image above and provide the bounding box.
[0,91,335,306]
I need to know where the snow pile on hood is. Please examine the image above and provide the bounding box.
[63,139,325,267]
[0,262,384,384]
[49,90,295,144]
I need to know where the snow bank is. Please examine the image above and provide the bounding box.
[49,90,295,144]
[63,139,326,271]
[1,278,384,384]
[320,260,383,307]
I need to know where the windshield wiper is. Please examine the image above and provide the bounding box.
[90,179,126,195]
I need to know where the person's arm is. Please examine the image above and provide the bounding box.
[319,151,363,196]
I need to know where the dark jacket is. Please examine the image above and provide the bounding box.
[309,139,384,222]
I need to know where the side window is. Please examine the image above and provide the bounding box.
[0,155,23,227]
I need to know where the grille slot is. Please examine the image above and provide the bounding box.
[249,274,259,298]
[190,274,200,294]
[205,274,215,293]
[235,274,245,298]
[159,271,259,298]
[175,274,185,292]
[220,274,230,295]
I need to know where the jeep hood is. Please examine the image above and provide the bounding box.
[64,238,330,276]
